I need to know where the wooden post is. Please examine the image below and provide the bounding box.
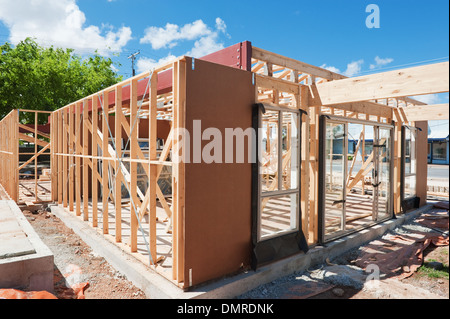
[115,85,123,242]
[393,109,402,214]
[149,72,158,263]
[51,112,57,202]
[75,102,82,216]
[83,100,89,221]
[172,62,179,280]
[92,97,98,228]
[102,92,110,234]
[130,79,138,252]
[58,110,63,205]
[69,104,75,211]
[62,109,68,207]
[300,85,310,242]
[174,59,186,284]
[13,110,19,202]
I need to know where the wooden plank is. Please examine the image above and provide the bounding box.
[83,100,89,221]
[149,72,158,263]
[92,97,98,228]
[176,59,186,284]
[393,108,402,214]
[115,85,123,243]
[312,62,449,105]
[18,124,50,139]
[300,86,310,242]
[172,61,179,281]
[57,111,63,205]
[13,110,19,201]
[50,112,57,202]
[130,79,138,252]
[18,143,51,170]
[62,108,68,207]
[75,102,82,216]
[309,104,320,243]
[18,133,49,148]
[68,104,74,212]
[255,74,300,95]
[102,92,110,234]
[252,46,345,80]
[401,103,449,121]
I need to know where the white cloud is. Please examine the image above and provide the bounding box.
[140,20,212,50]
[186,34,225,58]
[320,60,364,77]
[370,56,394,70]
[136,54,177,73]
[320,64,341,74]
[215,17,230,38]
[140,18,228,58]
[343,60,364,77]
[321,60,364,77]
[0,0,132,55]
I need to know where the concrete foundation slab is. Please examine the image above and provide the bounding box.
[0,200,54,292]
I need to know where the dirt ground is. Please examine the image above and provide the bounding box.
[308,245,449,299]
[22,208,145,299]
[308,207,449,299]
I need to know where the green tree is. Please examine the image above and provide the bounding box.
[0,38,122,123]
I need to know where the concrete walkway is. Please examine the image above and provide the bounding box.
[0,200,54,292]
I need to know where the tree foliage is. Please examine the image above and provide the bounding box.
[0,38,122,123]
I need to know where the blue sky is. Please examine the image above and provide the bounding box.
[0,0,448,133]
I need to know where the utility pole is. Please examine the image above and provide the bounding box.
[128,51,140,76]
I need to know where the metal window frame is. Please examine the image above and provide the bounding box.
[401,125,420,210]
[319,115,395,244]
[251,103,308,270]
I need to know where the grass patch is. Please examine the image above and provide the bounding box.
[417,260,449,280]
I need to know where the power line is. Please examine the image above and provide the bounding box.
[127,50,140,76]
[350,56,450,77]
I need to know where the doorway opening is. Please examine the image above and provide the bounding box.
[319,115,394,243]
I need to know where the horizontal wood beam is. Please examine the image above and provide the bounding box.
[332,101,392,118]
[401,103,449,121]
[311,62,449,106]
[252,46,346,80]
[255,74,300,95]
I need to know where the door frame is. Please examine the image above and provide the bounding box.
[251,103,308,269]
[318,115,395,243]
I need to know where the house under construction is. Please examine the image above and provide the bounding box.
[0,41,448,291]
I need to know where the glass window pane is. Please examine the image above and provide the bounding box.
[324,122,346,236]
[260,194,298,239]
[404,175,416,198]
[260,110,279,192]
[432,142,447,160]
[282,112,299,190]
[377,128,391,219]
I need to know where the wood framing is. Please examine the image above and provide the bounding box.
[44,57,185,286]
[1,41,448,290]
[401,103,449,121]
[310,62,449,106]
[0,109,51,204]
[251,44,448,247]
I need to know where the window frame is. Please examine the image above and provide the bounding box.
[251,103,308,270]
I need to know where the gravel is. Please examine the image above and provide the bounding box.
[238,207,449,299]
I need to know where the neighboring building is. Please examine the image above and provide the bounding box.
[428,131,449,164]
